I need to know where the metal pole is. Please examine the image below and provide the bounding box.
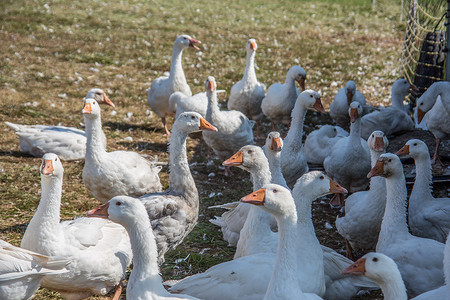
[446,0,450,80]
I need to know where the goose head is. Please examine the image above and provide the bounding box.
[246,38,257,52]
[265,132,283,152]
[367,153,403,178]
[297,90,325,113]
[205,76,216,95]
[348,101,363,123]
[222,145,267,172]
[367,131,388,153]
[293,171,347,201]
[175,34,201,50]
[85,88,115,108]
[345,81,357,105]
[392,78,413,98]
[395,139,429,160]
[40,153,64,179]
[343,252,401,284]
[287,65,307,91]
[240,184,295,218]
[82,98,102,119]
[173,112,217,134]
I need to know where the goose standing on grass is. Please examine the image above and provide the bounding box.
[264,132,288,189]
[202,76,254,176]
[281,90,325,188]
[343,252,407,300]
[395,139,450,242]
[336,131,388,258]
[0,240,70,300]
[21,153,133,300]
[368,153,445,297]
[147,34,201,136]
[323,101,371,207]
[416,81,450,165]
[227,38,266,138]
[82,98,163,203]
[304,125,349,165]
[360,79,414,139]
[5,88,115,161]
[139,112,217,264]
[87,196,200,300]
[330,80,366,128]
[261,65,307,130]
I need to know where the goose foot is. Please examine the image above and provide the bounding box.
[431,138,445,167]
[329,193,345,208]
[162,117,171,136]
[112,281,123,300]
[224,166,233,177]
[344,239,355,261]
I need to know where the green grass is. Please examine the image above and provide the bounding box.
[0,0,405,298]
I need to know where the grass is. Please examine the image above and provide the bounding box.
[0,0,406,298]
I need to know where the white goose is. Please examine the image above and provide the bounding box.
[264,131,289,189]
[360,79,414,140]
[202,76,254,176]
[336,131,388,256]
[416,81,450,165]
[261,65,307,130]
[281,90,325,188]
[82,98,162,203]
[396,139,450,242]
[0,239,70,300]
[5,88,114,161]
[139,112,217,264]
[21,153,133,300]
[87,196,200,300]
[369,153,445,297]
[304,125,348,165]
[227,38,266,137]
[323,101,371,207]
[329,80,366,127]
[170,91,207,119]
[147,34,201,136]
[343,252,407,300]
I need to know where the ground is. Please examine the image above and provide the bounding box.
[1,0,449,299]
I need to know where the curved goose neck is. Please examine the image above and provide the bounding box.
[168,129,197,201]
[284,102,307,152]
[410,153,433,201]
[169,45,187,87]
[378,271,408,300]
[243,50,257,83]
[205,90,220,123]
[369,150,385,191]
[348,118,363,151]
[378,173,410,245]
[250,160,272,190]
[266,150,287,188]
[391,88,407,110]
[84,114,106,161]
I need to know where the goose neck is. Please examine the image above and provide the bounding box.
[205,91,220,121]
[378,272,408,300]
[169,46,187,85]
[84,114,106,160]
[250,162,272,190]
[284,103,306,150]
[266,150,287,187]
[391,90,406,110]
[348,118,362,147]
[34,176,63,226]
[243,50,257,83]
[410,154,433,201]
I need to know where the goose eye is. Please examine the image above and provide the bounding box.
[372,257,378,262]
[319,175,324,180]
[247,150,253,154]
[420,103,423,106]
[116,201,122,206]
[191,115,196,119]
[413,143,417,146]
[310,94,313,98]
[273,189,278,193]
[388,159,392,162]
[55,158,57,161]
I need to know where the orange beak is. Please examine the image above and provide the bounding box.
[313,98,326,113]
[346,91,353,105]
[417,107,425,124]
[82,103,92,114]
[209,81,215,92]
[297,77,306,91]
[240,188,265,206]
[374,137,385,152]
[367,160,384,178]
[329,179,348,194]
[86,203,109,218]
[250,42,257,50]
[41,159,54,175]
[350,108,358,123]
[223,151,243,167]
[102,92,115,108]
[271,137,282,152]
[395,144,410,156]
[189,38,201,50]
[199,118,217,131]
[342,257,366,275]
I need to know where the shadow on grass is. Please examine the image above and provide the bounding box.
[0,223,28,235]
[0,150,34,158]
[103,121,160,133]
[117,141,168,153]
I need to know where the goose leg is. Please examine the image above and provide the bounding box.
[161,116,171,136]
[224,166,233,177]
[329,193,345,208]
[432,138,444,166]
[344,238,355,261]
[112,281,123,300]
[271,121,277,132]
[254,120,264,140]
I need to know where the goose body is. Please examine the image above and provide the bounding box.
[261,65,306,127]
[369,153,445,297]
[5,88,114,161]
[280,90,325,188]
[147,34,200,135]
[139,112,217,264]
[336,131,388,251]
[82,98,162,203]
[0,239,70,300]
[170,91,208,119]
[202,76,254,165]
[304,125,349,165]
[227,39,266,136]
[360,79,414,139]
[396,139,450,242]
[330,80,366,127]
[21,153,133,300]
